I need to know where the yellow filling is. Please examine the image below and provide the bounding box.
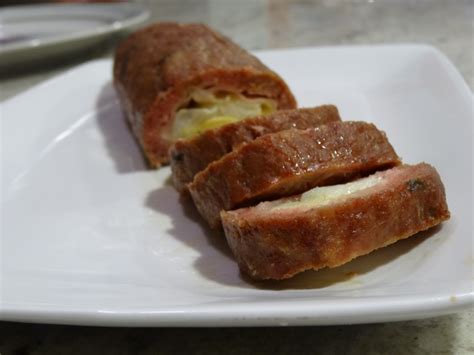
[273,176,382,211]
[172,89,277,139]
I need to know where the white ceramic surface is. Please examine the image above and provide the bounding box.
[0,3,149,64]
[1,45,472,326]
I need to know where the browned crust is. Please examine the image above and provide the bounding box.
[221,163,450,280]
[113,22,297,167]
[188,121,401,228]
[169,105,341,192]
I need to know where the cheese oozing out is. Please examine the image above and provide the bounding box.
[272,175,382,211]
[172,89,277,139]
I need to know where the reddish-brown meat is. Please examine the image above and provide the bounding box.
[188,121,400,228]
[221,163,450,280]
[113,23,297,167]
[169,105,341,192]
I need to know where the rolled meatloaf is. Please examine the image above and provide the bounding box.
[221,163,450,280]
[188,121,401,228]
[113,22,297,167]
[170,105,341,192]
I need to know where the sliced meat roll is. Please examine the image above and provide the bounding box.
[221,163,450,280]
[189,121,401,228]
[170,105,341,192]
[113,22,297,167]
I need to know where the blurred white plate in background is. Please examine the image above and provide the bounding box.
[0,3,148,64]
[1,45,472,326]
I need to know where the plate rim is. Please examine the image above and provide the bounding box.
[0,3,150,55]
[1,292,472,327]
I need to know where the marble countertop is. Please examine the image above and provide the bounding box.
[1,0,472,354]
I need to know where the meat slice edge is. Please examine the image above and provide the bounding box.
[170,105,341,192]
[189,121,401,228]
[221,163,450,280]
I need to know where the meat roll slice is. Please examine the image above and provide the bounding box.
[170,105,341,192]
[189,121,400,228]
[221,163,450,280]
[113,22,297,167]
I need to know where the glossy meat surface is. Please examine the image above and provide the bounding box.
[189,121,400,228]
[170,105,341,191]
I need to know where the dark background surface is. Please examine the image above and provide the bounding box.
[1,315,470,355]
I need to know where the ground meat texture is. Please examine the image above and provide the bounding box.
[169,105,341,192]
[188,121,401,229]
[113,22,297,167]
[221,163,450,280]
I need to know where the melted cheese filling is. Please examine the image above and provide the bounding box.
[172,89,277,139]
[273,175,382,211]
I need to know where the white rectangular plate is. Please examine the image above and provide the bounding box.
[1,45,473,326]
